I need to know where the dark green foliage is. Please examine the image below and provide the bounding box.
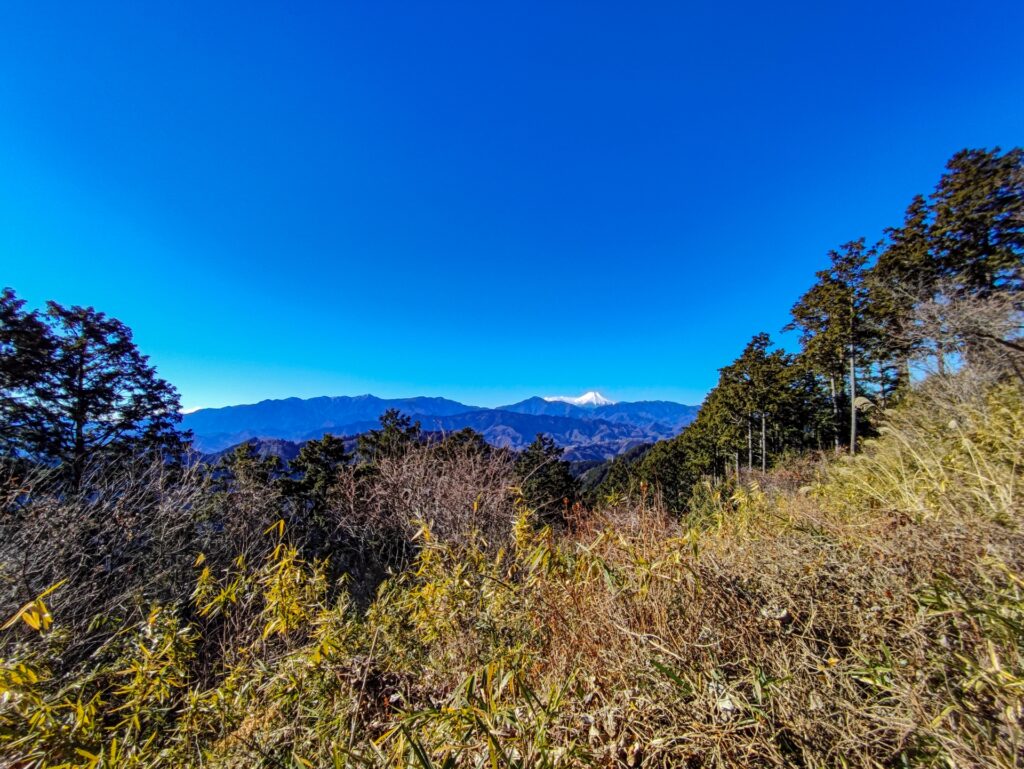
[930,148,1023,295]
[635,431,694,512]
[0,288,188,487]
[638,322,880,512]
[0,289,54,462]
[871,194,937,389]
[215,439,284,488]
[434,427,492,458]
[787,240,876,453]
[282,434,351,515]
[581,443,652,502]
[513,434,577,525]
[357,408,422,466]
[870,148,1024,388]
[635,147,1022,514]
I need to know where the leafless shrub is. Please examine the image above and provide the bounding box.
[0,458,207,666]
[904,278,1024,382]
[323,440,517,602]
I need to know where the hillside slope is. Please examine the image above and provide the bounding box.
[4,373,1021,767]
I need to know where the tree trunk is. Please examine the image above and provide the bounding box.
[849,349,857,455]
[828,373,839,453]
[760,412,767,472]
[747,417,753,471]
[72,344,87,489]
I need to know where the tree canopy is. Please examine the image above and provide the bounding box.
[634,146,1023,513]
[0,289,189,486]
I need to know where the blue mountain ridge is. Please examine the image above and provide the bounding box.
[182,394,699,462]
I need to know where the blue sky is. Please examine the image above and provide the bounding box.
[2,1,1022,410]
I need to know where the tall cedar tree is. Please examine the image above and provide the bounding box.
[721,333,791,471]
[641,334,822,506]
[0,289,55,461]
[215,440,284,489]
[0,289,188,486]
[624,147,1022,513]
[930,148,1023,296]
[871,195,936,390]
[787,240,874,454]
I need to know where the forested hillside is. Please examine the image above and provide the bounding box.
[0,147,1021,767]
[590,147,1024,511]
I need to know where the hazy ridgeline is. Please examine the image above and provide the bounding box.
[0,148,1022,767]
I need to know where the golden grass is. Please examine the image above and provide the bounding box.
[2,376,1022,768]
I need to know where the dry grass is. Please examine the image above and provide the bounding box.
[1,375,1022,768]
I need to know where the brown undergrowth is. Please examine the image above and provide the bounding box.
[1,376,1021,767]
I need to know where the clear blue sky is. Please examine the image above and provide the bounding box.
[2,2,1022,410]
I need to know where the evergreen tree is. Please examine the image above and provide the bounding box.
[930,147,1023,296]
[0,289,54,461]
[871,195,938,391]
[724,333,792,471]
[0,291,189,486]
[356,409,422,466]
[215,440,284,489]
[514,434,577,526]
[787,240,874,453]
[592,454,636,502]
[435,427,491,458]
[637,423,703,512]
[284,434,351,515]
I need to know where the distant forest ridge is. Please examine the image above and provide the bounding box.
[182,393,700,461]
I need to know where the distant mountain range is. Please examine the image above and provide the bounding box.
[182,391,699,462]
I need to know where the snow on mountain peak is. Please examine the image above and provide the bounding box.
[542,391,616,407]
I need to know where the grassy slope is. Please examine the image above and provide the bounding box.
[2,377,1022,768]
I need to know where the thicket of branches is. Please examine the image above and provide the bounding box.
[1,364,1022,767]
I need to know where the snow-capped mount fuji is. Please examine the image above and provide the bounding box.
[543,391,616,407]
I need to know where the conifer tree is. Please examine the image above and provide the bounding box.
[871,195,937,390]
[514,434,576,526]
[728,333,792,471]
[787,240,874,453]
[0,290,189,486]
[0,289,54,461]
[215,439,284,488]
[930,147,1023,296]
[284,434,351,515]
[357,409,422,466]
[435,427,491,458]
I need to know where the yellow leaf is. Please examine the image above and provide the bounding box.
[2,579,67,634]
[23,609,41,630]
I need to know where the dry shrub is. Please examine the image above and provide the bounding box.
[2,374,1023,768]
[0,460,207,666]
[823,374,1023,524]
[324,440,517,602]
[360,439,515,547]
[905,279,1024,382]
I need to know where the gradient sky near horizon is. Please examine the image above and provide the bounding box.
[2,1,1022,410]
